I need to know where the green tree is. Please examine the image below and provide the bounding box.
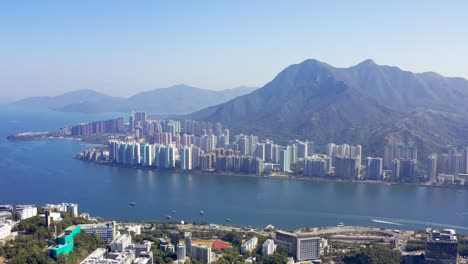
[222,231,243,247]
[342,244,401,264]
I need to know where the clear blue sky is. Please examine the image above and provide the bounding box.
[1,1,467,99]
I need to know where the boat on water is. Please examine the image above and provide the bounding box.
[172,210,176,214]
[226,218,231,222]
[200,210,204,215]
[129,202,135,206]
[166,215,172,219]
[337,222,344,227]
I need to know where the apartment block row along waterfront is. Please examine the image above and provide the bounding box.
[74,114,468,183]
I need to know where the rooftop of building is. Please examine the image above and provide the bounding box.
[50,242,72,250]
[65,225,80,231]
[426,228,458,243]
[0,211,12,218]
[16,204,36,209]
[242,237,258,244]
[276,230,322,239]
[133,257,152,264]
[111,233,131,243]
[192,244,210,249]
[0,223,12,229]
[79,222,115,228]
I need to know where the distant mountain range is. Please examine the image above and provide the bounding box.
[12,85,257,114]
[189,59,468,157]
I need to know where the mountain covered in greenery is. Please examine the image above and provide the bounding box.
[189,59,468,157]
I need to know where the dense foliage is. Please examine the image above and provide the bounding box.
[405,240,425,252]
[459,236,468,257]
[222,231,243,247]
[341,244,402,264]
[0,212,101,264]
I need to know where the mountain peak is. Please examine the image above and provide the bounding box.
[300,59,329,67]
[167,84,200,90]
[356,59,377,67]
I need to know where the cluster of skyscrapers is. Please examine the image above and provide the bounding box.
[69,113,422,181]
[427,146,468,184]
[99,112,318,176]
[71,117,125,136]
[384,144,418,181]
[71,112,468,183]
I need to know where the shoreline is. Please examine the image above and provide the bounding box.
[8,133,468,190]
[75,157,468,190]
[6,134,83,142]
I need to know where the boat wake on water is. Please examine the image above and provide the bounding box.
[371,219,403,226]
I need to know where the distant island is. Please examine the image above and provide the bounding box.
[11,84,257,114]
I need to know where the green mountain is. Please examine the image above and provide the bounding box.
[189,59,468,156]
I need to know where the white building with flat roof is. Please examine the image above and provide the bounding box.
[133,252,153,264]
[44,203,78,217]
[16,205,37,220]
[80,248,107,263]
[107,249,135,264]
[241,237,258,253]
[275,230,324,261]
[262,239,275,255]
[41,212,62,222]
[296,236,321,261]
[177,243,186,262]
[0,223,12,240]
[80,247,136,264]
[119,225,141,235]
[80,221,117,242]
[110,233,132,252]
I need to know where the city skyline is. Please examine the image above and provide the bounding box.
[1,1,468,99]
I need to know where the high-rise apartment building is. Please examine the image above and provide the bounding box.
[262,239,275,255]
[427,154,438,182]
[425,229,458,264]
[334,157,360,178]
[191,244,212,264]
[304,155,330,177]
[365,157,383,180]
[280,146,291,172]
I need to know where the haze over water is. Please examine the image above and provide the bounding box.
[1,106,467,233]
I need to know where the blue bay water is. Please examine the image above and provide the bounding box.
[0,105,467,233]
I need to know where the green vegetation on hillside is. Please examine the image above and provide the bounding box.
[340,244,402,264]
[0,212,103,264]
[405,240,425,252]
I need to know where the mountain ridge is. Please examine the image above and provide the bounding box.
[188,59,468,157]
[12,85,258,114]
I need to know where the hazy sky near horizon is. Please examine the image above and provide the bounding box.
[1,1,468,99]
